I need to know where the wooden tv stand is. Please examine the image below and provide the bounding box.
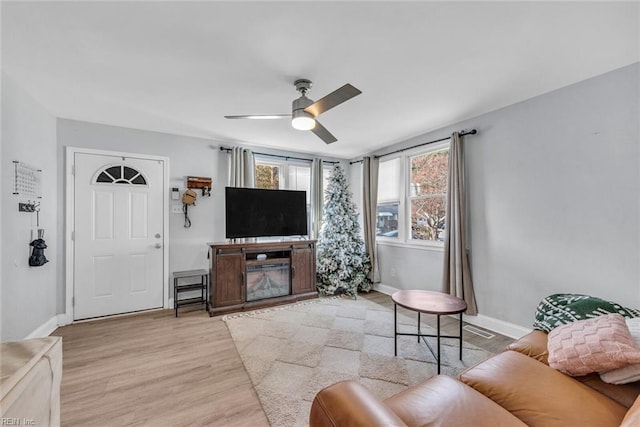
[207,240,317,316]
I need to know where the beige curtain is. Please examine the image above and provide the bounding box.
[362,156,380,283]
[442,132,478,314]
[228,146,255,188]
[310,158,324,239]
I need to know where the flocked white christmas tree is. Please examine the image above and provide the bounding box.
[316,164,371,297]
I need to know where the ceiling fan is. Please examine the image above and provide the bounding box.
[224,79,361,144]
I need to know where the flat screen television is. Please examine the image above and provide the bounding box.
[225,187,308,239]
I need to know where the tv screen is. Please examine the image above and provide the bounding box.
[225,187,308,239]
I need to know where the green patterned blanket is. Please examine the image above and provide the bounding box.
[533,293,640,332]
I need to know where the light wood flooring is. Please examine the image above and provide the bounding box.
[52,292,514,426]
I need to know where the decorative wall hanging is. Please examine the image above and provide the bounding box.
[13,161,42,198]
[187,176,212,197]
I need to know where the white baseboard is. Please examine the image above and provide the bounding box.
[57,313,72,327]
[25,316,59,339]
[373,283,400,296]
[463,313,532,339]
[372,283,532,339]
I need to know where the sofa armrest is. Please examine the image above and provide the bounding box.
[310,380,407,427]
[621,394,640,427]
[507,330,549,364]
[508,330,640,407]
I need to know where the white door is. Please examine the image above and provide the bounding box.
[74,152,164,320]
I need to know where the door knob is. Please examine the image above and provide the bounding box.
[155,233,161,238]
[155,243,162,249]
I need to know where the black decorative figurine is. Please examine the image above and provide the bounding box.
[29,238,49,267]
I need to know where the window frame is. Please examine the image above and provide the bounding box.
[375,156,404,242]
[254,159,283,191]
[254,156,312,238]
[93,163,149,186]
[406,141,449,247]
[375,139,450,250]
[254,157,311,189]
[322,164,333,197]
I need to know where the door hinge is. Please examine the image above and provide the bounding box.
[71,231,75,241]
[71,164,75,175]
[72,297,75,306]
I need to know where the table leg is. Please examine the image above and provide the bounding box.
[174,278,178,317]
[205,275,210,312]
[417,312,421,342]
[459,312,463,360]
[394,303,398,356]
[437,314,441,374]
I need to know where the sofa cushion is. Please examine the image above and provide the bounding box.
[547,314,640,376]
[458,350,627,427]
[575,372,640,408]
[384,375,526,427]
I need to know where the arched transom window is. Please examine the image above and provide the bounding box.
[95,165,147,185]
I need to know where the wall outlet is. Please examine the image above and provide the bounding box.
[171,205,183,214]
[390,267,397,278]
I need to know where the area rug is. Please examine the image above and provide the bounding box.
[223,294,495,427]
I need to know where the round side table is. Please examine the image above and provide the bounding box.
[392,290,467,374]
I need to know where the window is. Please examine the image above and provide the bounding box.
[288,164,311,203]
[374,140,450,246]
[255,159,311,197]
[255,164,280,190]
[95,165,147,185]
[254,157,312,237]
[376,158,401,238]
[409,148,449,242]
[322,165,333,197]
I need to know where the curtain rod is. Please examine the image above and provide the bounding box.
[349,129,477,164]
[219,146,339,164]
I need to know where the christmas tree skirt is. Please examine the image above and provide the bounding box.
[223,293,494,427]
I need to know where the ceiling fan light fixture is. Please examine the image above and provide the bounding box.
[291,110,316,130]
[225,79,360,144]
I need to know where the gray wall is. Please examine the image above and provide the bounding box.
[1,73,58,341]
[370,62,640,329]
[56,120,348,316]
[56,119,228,313]
[3,61,637,339]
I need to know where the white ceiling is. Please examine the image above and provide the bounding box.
[2,1,638,159]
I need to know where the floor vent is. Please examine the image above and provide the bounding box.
[463,325,495,339]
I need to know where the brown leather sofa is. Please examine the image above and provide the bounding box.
[310,330,640,427]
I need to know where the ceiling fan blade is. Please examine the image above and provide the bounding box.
[304,84,362,117]
[311,121,337,144]
[224,114,291,119]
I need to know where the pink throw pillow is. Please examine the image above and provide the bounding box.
[547,314,640,376]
